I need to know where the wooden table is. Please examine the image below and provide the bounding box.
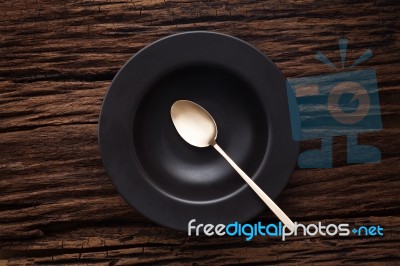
[1,0,399,265]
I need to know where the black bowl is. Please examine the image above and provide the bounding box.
[99,31,299,231]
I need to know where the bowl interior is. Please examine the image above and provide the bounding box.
[133,64,269,202]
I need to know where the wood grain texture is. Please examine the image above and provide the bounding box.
[1,0,399,265]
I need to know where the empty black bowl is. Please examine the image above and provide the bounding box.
[99,31,299,231]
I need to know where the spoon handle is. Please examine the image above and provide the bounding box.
[213,143,295,231]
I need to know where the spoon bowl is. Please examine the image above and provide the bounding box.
[171,100,217,147]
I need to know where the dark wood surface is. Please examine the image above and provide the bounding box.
[1,0,399,265]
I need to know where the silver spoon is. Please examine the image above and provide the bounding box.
[171,100,295,231]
